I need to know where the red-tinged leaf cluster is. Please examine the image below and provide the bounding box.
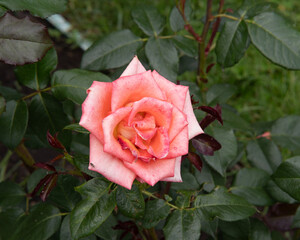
[187,152,203,172]
[47,130,65,150]
[192,133,222,156]
[199,104,223,129]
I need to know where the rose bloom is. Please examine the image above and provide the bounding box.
[79,56,203,189]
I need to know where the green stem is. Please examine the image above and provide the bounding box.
[15,143,36,173]
[22,87,52,100]
[197,0,213,85]
[214,13,240,21]
[141,190,179,209]
[0,150,12,182]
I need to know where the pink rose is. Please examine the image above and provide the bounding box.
[79,56,203,189]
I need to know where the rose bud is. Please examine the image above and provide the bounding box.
[79,56,203,189]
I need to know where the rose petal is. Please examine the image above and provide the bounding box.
[161,156,183,182]
[111,71,166,111]
[184,90,204,139]
[89,134,136,190]
[135,134,150,150]
[79,81,112,144]
[138,149,153,162]
[167,126,189,158]
[102,107,135,163]
[124,158,176,186]
[134,127,157,141]
[168,106,188,142]
[152,70,188,111]
[148,127,169,159]
[121,56,146,77]
[128,97,173,130]
[132,114,156,129]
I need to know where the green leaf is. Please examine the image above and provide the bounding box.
[195,187,256,221]
[169,1,192,32]
[27,169,47,193]
[132,6,165,36]
[52,69,111,105]
[232,168,273,206]
[116,184,145,219]
[0,13,52,65]
[0,0,67,17]
[234,168,270,187]
[0,100,28,149]
[0,207,24,240]
[222,106,251,131]
[28,93,70,147]
[73,154,101,178]
[206,84,237,105]
[292,206,300,228]
[219,219,250,240]
[15,48,57,90]
[246,11,300,70]
[195,161,219,192]
[0,86,23,101]
[231,186,273,206]
[146,37,178,82]
[163,209,201,240]
[272,156,300,201]
[271,115,300,151]
[216,19,250,68]
[70,178,116,239]
[48,175,81,212]
[0,181,26,209]
[249,218,271,240]
[265,180,296,204]
[0,95,5,116]
[64,123,90,134]
[246,138,282,174]
[95,215,120,240]
[141,199,170,229]
[60,215,97,240]
[203,127,238,176]
[10,203,61,240]
[81,30,143,71]
[196,210,218,238]
[172,169,200,191]
[172,36,197,57]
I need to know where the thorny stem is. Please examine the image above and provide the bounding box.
[22,87,52,100]
[197,0,213,85]
[205,0,225,55]
[141,190,179,209]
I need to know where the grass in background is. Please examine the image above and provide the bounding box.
[62,0,300,124]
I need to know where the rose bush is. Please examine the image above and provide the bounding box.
[79,56,203,189]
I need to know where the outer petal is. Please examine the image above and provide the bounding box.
[79,81,112,144]
[121,56,146,77]
[168,106,188,142]
[128,97,173,130]
[124,158,176,186]
[102,107,135,163]
[161,156,183,182]
[152,70,188,111]
[89,134,136,190]
[111,71,166,111]
[166,127,189,159]
[184,90,204,139]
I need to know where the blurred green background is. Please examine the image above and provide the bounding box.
[61,0,300,123]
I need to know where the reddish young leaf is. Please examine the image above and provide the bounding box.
[192,133,222,156]
[40,173,58,202]
[30,173,53,198]
[34,162,56,172]
[199,104,223,130]
[188,152,203,172]
[47,130,65,150]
